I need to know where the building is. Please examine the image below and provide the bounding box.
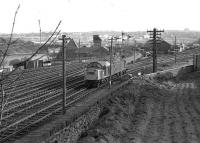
[143,40,172,54]
[93,35,102,49]
[176,43,185,52]
[12,60,43,70]
[56,38,79,60]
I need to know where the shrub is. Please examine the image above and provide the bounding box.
[9,59,21,66]
[154,72,173,81]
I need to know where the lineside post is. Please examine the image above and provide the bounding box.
[78,39,81,62]
[60,35,67,114]
[174,36,177,64]
[134,41,136,62]
[109,37,113,89]
[147,28,164,73]
[121,32,125,55]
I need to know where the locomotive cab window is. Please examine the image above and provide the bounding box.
[87,62,102,69]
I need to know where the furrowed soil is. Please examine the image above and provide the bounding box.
[77,72,200,143]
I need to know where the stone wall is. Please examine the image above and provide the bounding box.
[43,79,133,143]
[45,104,101,143]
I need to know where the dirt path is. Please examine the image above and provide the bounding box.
[78,74,200,143]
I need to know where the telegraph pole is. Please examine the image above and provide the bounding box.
[134,40,137,62]
[127,34,135,61]
[78,39,81,62]
[121,32,125,55]
[121,31,125,45]
[114,37,120,55]
[59,35,67,114]
[174,36,177,64]
[38,20,41,46]
[108,36,119,88]
[147,28,164,73]
[108,37,113,89]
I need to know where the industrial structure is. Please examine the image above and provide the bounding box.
[93,35,102,49]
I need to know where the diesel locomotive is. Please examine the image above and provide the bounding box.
[84,56,127,87]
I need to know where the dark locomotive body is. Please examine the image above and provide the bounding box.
[84,56,126,87]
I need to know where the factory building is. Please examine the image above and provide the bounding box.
[93,35,102,49]
[56,38,79,60]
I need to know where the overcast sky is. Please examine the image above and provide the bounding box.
[0,0,200,33]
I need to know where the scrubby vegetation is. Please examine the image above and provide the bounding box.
[78,73,200,143]
[153,72,174,81]
[9,58,21,66]
[0,37,47,54]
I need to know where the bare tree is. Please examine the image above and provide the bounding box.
[0,4,20,68]
[0,5,62,126]
[0,4,20,126]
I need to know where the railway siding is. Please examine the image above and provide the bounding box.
[6,49,198,142]
[13,61,196,143]
[14,74,134,143]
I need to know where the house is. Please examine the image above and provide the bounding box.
[92,46,109,58]
[176,43,185,52]
[75,35,109,60]
[56,38,79,60]
[143,40,172,54]
[12,60,43,69]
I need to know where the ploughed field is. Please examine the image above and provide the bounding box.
[78,72,200,143]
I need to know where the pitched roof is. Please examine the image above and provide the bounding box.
[92,46,109,57]
[65,39,78,49]
[144,40,172,51]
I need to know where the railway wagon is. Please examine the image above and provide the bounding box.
[84,56,126,87]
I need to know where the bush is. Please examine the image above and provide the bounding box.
[154,72,173,81]
[9,59,21,66]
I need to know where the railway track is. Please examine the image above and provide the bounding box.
[0,63,86,142]
[0,48,199,142]
[0,80,86,142]
[0,79,106,143]
[127,50,195,75]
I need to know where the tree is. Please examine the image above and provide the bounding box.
[0,4,62,126]
[9,59,21,66]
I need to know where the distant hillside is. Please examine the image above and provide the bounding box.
[1,30,199,45]
[191,38,200,44]
[0,30,200,52]
[0,37,47,55]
